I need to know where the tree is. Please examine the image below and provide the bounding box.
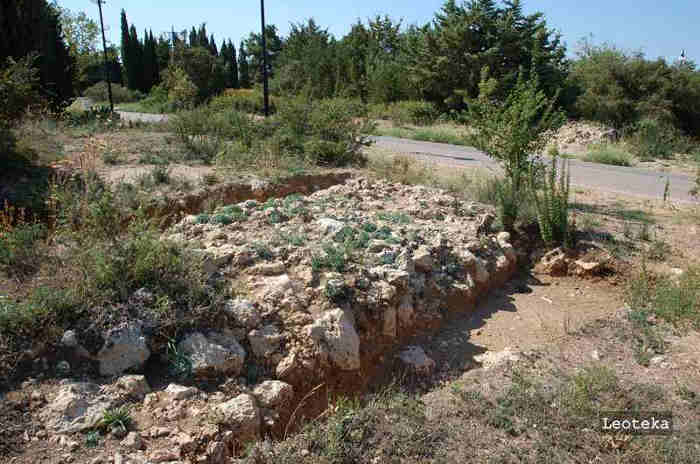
[120,10,133,88]
[238,43,250,88]
[408,0,567,109]
[128,26,144,92]
[243,25,282,84]
[1,0,74,107]
[273,19,336,98]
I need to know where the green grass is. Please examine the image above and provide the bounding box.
[375,126,467,145]
[582,144,636,166]
[116,101,173,114]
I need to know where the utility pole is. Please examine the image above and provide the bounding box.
[95,0,113,111]
[260,0,269,117]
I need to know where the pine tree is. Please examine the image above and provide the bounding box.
[238,42,250,88]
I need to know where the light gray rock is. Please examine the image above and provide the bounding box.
[214,394,261,443]
[41,382,113,433]
[178,332,246,376]
[307,309,360,370]
[115,375,151,400]
[97,321,150,376]
[224,299,262,329]
[317,218,346,236]
[248,324,284,358]
[164,384,198,400]
[252,380,294,408]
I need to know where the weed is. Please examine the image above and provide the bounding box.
[167,339,192,381]
[85,430,100,448]
[100,407,132,433]
[0,201,45,278]
[210,214,233,225]
[252,242,274,260]
[377,211,412,225]
[529,155,571,246]
[626,265,700,328]
[313,244,348,273]
[195,213,210,224]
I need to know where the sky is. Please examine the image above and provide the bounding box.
[57,0,697,62]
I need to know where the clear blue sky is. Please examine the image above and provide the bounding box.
[57,0,696,62]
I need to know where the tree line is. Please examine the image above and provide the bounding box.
[2,0,700,137]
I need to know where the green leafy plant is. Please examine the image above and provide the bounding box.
[167,339,192,380]
[100,407,132,433]
[467,72,565,231]
[85,430,100,448]
[529,155,571,246]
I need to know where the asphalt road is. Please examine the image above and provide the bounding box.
[372,136,696,203]
[117,111,696,202]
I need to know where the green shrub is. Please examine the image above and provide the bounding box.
[210,88,278,115]
[83,81,144,103]
[627,118,688,160]
[163,65,197,111]
[467,73,565,231]
[530,156,571,246]
[582,143,635,166]
[388,100,439,126]
[0,203,45,278]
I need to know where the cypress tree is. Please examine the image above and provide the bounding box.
[128,26,144,92]
[120,10,133,88]
[189,27,197,48]
[230,40,239,88]
[209,35,218,56]
[1,0,74,106]
[238,42,250,88]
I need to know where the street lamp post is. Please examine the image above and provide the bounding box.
[95,0,114,112]
[260,0,269,117]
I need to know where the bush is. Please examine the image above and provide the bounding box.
[568,41,700,137]
[171,106,258,162]
[626,118,690,160]
[210,88,278,115]
[583,143,635,166]
[467,73,565,231]
[388,101,440,126]
[163,66,197,111]
[83,81,144,104]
